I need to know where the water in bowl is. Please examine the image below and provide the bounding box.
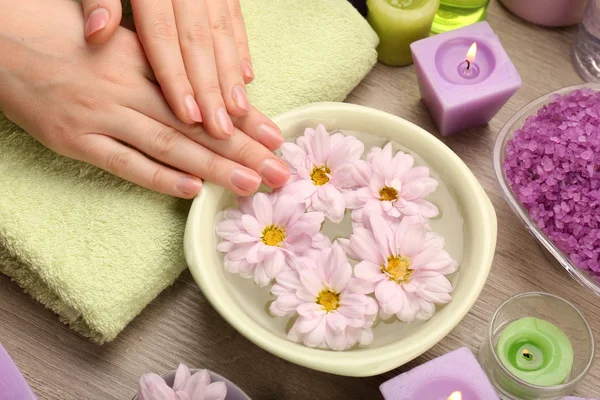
[215,129,464,348]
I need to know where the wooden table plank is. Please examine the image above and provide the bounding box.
[1,1,598,399]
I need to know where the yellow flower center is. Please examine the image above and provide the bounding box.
[382,255,413,284]
[316,289,341,312]
[310,165,331,186]
[379,186,399,202]
[261,225,285,246]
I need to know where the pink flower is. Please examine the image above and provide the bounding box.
[269,243,377,351]
[348,214,457,323]
[279,125,364,223]
[216,193,325,287]
[138,365,226,400]
[346,143,439,222]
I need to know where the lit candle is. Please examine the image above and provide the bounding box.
[367,0,440,66]
[410,21,521,136]
[379,348,500,400]
[495,317,574,386]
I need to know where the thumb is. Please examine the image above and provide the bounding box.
[82,0,122,44]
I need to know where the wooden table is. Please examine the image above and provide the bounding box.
[1,1,599,399]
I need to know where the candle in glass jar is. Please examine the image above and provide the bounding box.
[367,0,440,66]
[495,317,574,386]
[410,21,521,136]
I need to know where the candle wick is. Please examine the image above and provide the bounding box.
[465,60,471,71]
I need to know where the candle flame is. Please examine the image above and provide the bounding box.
[466,42,477,64]
[447,391,462,400]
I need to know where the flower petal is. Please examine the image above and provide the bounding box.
[241,214,263,237]
[340,293,369,306]
[175,391,191,400]
[139,374,176,400]
[304,317,327,348]
[415,199,440,218]
[180,369,210,398]
[375,279,399,304]
[172,364,191,391]
[227,243,256,261]
[252,264,272,287]
[313,185,346,223]
[252,193,273,226]
[325,326,348,351]
[354,261,385,282]
[309,124,331,163]
[215,219,239,240]
[326,312,348,332]
[295,315,324,333]
[246,243,265,263]
[396,218,427,257]
[264,250,286,279]
[202,382,227,400]
[329,247,352,292]
[350,228,384,264]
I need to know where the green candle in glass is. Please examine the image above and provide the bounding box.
[431,0,489,34]
[495,317,574,386]
[367,0,440,66]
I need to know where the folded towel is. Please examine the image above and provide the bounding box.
[0,0,378,343]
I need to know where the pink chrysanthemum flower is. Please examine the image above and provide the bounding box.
[346,143,439,222]
[216,193,325,287]
[347,214,457,323]
[269,244,377,351]
[138,364,226,400]
[279,125,364,223]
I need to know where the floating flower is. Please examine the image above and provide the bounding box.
[138,364,226,400]
[346,143,439,222]
[348,214,457,323]
[269,243,377,350]
[279,125,364,223]
[216,193,325,287]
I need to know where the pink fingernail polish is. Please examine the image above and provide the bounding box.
[230,168,262,192]
[257,124,284,150]
[241,61,255,82]
[86,8,109,37]
[216,108,235,137]
[177,176,203,196]
[184,95,202,123]
[260,159,290,187]
[232,86,250,112]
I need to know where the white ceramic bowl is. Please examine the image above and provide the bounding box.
[184,102,497,377]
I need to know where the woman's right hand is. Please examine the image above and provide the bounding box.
[0,0,290,199]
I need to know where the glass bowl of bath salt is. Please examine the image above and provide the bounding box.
[494,83,600,296]
[185,102,497,377]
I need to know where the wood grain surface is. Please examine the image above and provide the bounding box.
[1,1,598,399]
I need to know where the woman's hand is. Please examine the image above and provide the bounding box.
[0,0,289,199]
[81,0,255,141]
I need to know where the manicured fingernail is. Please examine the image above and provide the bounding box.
[257,124,284,150]
[232,86,249,112]
[241,61,255,82]
[216,108,235,137]
[230,168,261,192]
[177,176,203,196]
[86,8,109,37]
[184,95,202,123]
[260,159,290,187]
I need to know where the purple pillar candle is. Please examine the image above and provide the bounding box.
[410,22,521,136]
[0,344,37,400]
[379,347,499,400]
[564,397,600,400]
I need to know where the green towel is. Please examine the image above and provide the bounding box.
[0,0,377,343]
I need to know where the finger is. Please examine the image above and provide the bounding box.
[82,0,122,44]
[78,134,203,198]
[206,0,250,116]
[171,0,235,139]
[192,127,290,189]
[110,109,263,195]
[226,0,254,83]
[231,106,284,151]
[131,0,203,125]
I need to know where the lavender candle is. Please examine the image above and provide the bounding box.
[379,347,499,399]
[410,22,521,136]
[0,344,37,400]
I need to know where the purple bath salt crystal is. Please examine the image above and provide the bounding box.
[503,89,600,278]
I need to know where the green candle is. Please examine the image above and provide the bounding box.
[367,0,440,66]
[431,0,489,34]
[495,317,574,386]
